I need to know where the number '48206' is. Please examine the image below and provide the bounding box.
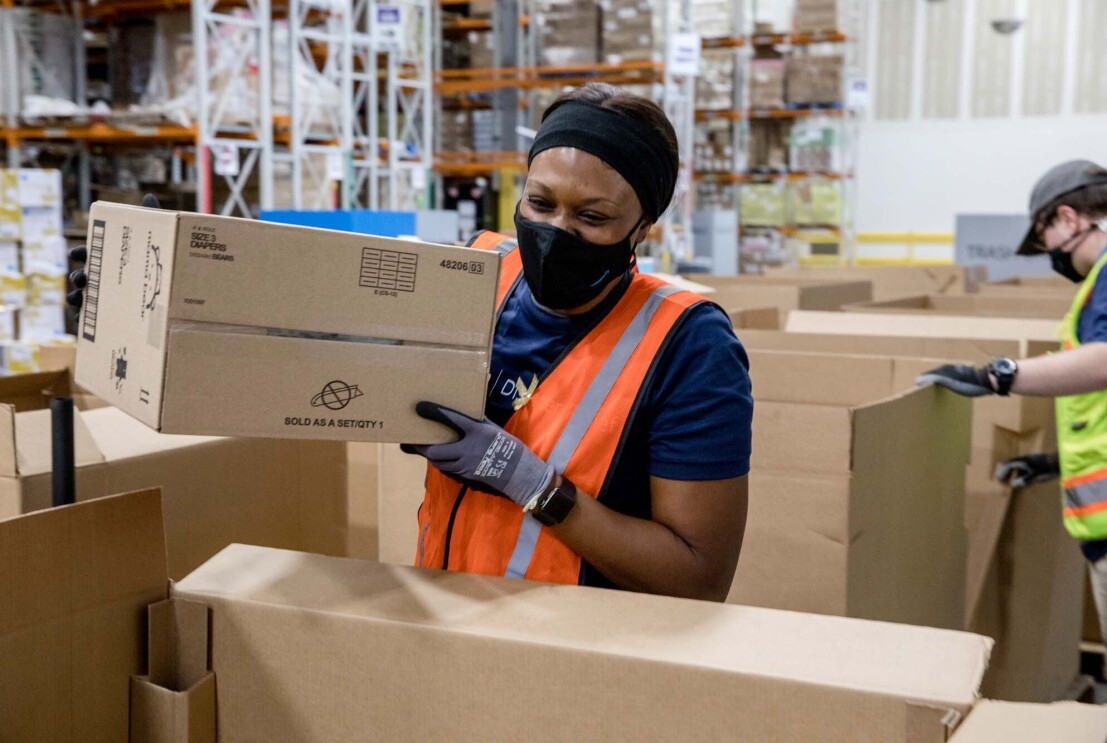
[440,259,470,271]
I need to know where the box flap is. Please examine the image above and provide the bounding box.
[12,407,106,476]
[787,311,1060,342]
[175,543,993,710]
[0,404,15,477]
[0,489,169,742]
[147,598,210,691]
[847,385,970,630]
[0,368,71,411]
[748,350,898,405]
[949,701,1107,742]
[79,406,222,461]
[741,329,1026,362]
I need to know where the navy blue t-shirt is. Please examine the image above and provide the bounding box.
[487,275,754,588]
[1077,259,1107,562]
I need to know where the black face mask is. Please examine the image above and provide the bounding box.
[1047,225,1097,283]
[1049,247,1085,283]
[514,207,642,310]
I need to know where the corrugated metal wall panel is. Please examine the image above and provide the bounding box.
[1074,0,1107,113]
[1021,0,1067,116]
[972,0,1016,117]
[922,0,964,119]
[875,0,915,120]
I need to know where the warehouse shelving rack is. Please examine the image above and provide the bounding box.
[430,0,700,262]
[0,0,431,216]
[692,0,862,271]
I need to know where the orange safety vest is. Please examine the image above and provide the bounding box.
[415,230,708,585]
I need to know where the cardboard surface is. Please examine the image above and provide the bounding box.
[742,337,1079,700]
[732,351,970,629]
[787,310,1060,342]
[0,490,169,743]
[692,275,872,326]
[0,396,348,580]
[949,701,1107,742]
[842,293,1072,319]
[130,598,216,743]
[75,202,499,442]
[174,543,993,743]
[971,481,1084,702]
[377,443,426,565]
[766,264,987,300]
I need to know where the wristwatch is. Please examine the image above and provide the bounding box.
[987,357,1019,396]
[523,474,577,526]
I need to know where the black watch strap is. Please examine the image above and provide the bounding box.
[987,357,1018,396]
[528,476,577,526]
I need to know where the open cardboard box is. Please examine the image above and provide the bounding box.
[841,293,1073,320]
[765,264,987,301]
[75,202,500,443]
[0,364,347,580]
[977,276,1077,296]
[4,489,997,743]
[734,350,971,631]
[742,328,1082,702]
[685,273,873,327]
[787,310,1060,343]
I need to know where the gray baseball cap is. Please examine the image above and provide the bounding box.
[1017,159,1107,255]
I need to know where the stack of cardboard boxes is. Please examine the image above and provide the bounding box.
[535,0,601,67]
[599,0,663,64]
[785,54,845,106]
[0,168,71,374]
[749,58,787,109]
[794,0,844,34]
[4,233,1106,738]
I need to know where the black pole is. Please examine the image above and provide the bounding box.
[51,396,76,507]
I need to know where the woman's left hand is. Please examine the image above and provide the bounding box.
[401,401,554,507]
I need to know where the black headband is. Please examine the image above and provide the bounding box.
[527,100,677,221]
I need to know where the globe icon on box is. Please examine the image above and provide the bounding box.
[311,380,363,411]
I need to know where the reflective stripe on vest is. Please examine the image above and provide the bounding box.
[504,281,683,578]
[1057,249,1107,540]
[416,230,706,584]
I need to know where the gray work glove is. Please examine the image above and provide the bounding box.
[401,401,554,507]
[68,193,162,309]
[995,452,1060,489]
[915,364,995,397]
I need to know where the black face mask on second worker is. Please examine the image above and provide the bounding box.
[514,205,642,310]
[1047,220,1107,283]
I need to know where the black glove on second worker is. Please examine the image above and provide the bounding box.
[915,364,995,397]
[995,452,1061,489]
[67,193,162,310]
[401,401,555,507]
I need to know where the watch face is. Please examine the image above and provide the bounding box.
[993,358,1017,375]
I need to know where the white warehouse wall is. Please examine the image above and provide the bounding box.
[853,0,1107,248]
[857,115,1107,234]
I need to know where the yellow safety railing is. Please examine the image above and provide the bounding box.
[796,232,956,267]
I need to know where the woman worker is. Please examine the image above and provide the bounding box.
[402,83,753,601]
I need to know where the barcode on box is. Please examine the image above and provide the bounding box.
[81,220,106,342]
[360,248,417,292]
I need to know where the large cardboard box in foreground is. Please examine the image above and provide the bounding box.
[2,490,995,743]
[175,541,994,743]
[0,368,347,579]
[734,350,971,630]
[75,202,499,443]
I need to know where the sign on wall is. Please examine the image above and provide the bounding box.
[954,214,1053,281]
